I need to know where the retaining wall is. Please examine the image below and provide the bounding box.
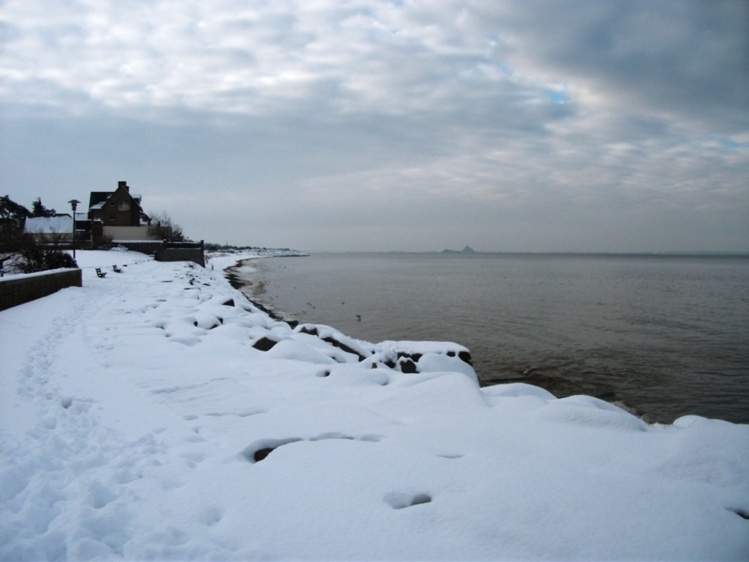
[155,242,205,267]
[0,268,82,311]
[115,241,164,254]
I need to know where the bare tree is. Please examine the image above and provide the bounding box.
[149,211,186,242]
[16,232,77,272]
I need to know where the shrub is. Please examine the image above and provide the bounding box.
[16,234,78,273]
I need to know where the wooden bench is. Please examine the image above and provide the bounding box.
[112,265,122,273]
[95,267,107,278]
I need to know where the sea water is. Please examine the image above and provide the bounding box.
[234,253,749,424]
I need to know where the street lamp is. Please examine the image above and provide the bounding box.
[68,199,80,260]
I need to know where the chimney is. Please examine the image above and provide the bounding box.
[118,180,129,192]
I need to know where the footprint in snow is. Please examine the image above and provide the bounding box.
[242,433,383,463]
[384,492,433,510]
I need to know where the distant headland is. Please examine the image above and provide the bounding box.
[441,245,476,254]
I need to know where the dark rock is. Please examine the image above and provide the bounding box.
[252,337,278,351]
[322,336,367,362]
[458,351,473,366]
[399,359,418,373]
[253,448,275,462]
[250,300,284,321]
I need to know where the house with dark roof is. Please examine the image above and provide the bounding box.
[88,181,154,244]
[88,180,150,227]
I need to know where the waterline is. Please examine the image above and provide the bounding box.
[233,253,749,424]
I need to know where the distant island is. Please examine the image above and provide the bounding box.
[441,245,476,254]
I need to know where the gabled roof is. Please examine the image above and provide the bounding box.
[88,189,142,211]
[88,192,112,210]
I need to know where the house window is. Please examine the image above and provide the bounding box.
[118,201,130,211]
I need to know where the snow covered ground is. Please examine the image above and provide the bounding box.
[1,250,747,560]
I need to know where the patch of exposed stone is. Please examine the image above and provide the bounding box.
[249,320,475,376]
[224,262,475,376]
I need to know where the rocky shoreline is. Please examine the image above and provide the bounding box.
[225,256,655,421]
[224,258,476,377]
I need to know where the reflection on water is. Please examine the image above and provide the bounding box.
[234,253,749,424]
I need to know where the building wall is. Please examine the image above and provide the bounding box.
[0,269,82,311]
[103,226,154,241]
[102,186,140,226]
[90,183,142,227]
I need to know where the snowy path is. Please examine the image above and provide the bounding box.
[1,262,197,558]
[1,252,748,560]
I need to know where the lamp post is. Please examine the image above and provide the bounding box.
[68,199,80,260]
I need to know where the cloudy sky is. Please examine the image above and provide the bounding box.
[1,0,747,252]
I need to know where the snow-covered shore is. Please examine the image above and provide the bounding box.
[1,250,747,560]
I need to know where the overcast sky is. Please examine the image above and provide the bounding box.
[1,0,747,252]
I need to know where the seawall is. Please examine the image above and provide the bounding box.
[0,268,83,311]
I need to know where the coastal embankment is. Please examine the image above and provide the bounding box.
[226,252,749,425]
[0,249,747,560]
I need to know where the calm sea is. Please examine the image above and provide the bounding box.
[233,253,749,424]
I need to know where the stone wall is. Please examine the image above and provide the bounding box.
[115,241,164,254]
[0,269,82,311]
[154,241,205,267]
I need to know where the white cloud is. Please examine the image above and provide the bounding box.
[0,1,540,118]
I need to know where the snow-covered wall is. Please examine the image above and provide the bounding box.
[24,216,73,235]
[0,268,82,310]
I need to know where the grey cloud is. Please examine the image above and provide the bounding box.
[494,0,749,134]
[1,0,747,253]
